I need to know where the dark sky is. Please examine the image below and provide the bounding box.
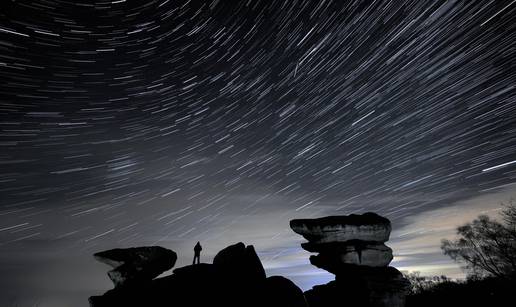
[1,0,516,306]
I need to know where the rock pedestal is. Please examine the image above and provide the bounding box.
[290,212,409,307]
[302,241,393,271]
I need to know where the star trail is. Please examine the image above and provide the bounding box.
[1,0,515,306]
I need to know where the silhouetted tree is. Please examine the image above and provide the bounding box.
[441,200,516,279]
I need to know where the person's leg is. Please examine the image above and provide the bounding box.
[193,255,196,265]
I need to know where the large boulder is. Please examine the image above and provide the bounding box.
[94,246,177,288]
[262,276,308,307]
[290,212,391,244]
[213,242,266,282]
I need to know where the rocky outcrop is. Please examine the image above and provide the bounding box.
[290,212,409,307]
[263,276,308,307]
[213,242,266,281]
[89,242,305,307]
[93,246,177,288]
[89,213,409,307]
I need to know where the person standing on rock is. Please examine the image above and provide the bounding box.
[193,241,202,264]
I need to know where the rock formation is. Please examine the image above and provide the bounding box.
[213,242,266,281]
[89,242,307,307]
[94,246,177,288]
[263,276,308,307]
[291,213,391,243]
[290,212,410,307]
[89,212,408,307]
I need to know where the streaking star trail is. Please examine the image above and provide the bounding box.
[1,1,515,306]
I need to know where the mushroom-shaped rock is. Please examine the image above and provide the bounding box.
[94,246,177,288]
[290,212,391,244]
[291,213,409,307]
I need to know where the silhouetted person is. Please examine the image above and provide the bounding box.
[193,241,202,264]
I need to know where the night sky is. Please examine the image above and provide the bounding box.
[1,0,516,306]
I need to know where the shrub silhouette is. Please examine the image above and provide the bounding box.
[441,200,516,279]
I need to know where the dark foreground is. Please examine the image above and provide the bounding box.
[89,213,515,307]
[406,277,516,307]
[89,242,406,307]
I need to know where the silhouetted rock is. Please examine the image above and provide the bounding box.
[304,280,345,307]
[263,276,308,307]
[172,262,215,276]
[290,212,409,307]
[305,265,410,307]
[335,265,410,307]
[305,268,409,307]
[290,212,391,243]
[90,242,302,307]
[89,213,410,307]
[94,246,177,288]
[213,242,266,281]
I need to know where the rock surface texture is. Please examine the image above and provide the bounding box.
[290,213,392,243]
[291,212,410,307]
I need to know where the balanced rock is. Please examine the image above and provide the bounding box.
[94,246,177,288]
[290,212,391,244]
[291,212,393,269]
[304,242,393,272]
[290,212,409,307]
